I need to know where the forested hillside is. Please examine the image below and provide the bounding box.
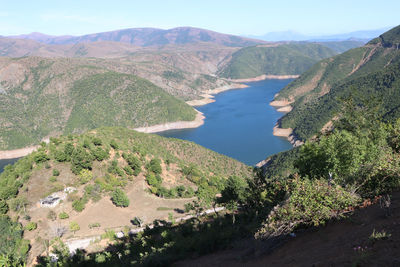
[218,43,337,79]
[275,25,400,141]
[0,127,251,265]
[0,57,196,150]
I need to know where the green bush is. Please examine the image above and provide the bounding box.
[147,158,162,174]
[0,200,9,214]
[89,222,101,229]
[111,188,130,207]
[59,212,69,219]
[72,199,86,212]
[92,137,102,146]
[260,176,360,237]
[52,169,60,176]
[146,173,162,187]
[25,222,37,231]
[34,151,50,164]
[71,146,94,174]
[110,140,119,150]
[69,221,80,233]
[78,169,93,184]
[54,150,68,162]
[92,147,109,161]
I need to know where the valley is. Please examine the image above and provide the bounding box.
[0,20,399,267]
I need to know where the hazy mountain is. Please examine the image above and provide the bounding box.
[248,26,392,42]
[9,27,266,47]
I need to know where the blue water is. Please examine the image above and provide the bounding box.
[0,79,292,172]
[0,157,20,173]
[158,79,293,165]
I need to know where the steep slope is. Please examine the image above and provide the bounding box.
[175,191,400,266]
[218,43,337,79]
[275,25,400,141]
[9,27,265,47]
[0,57,197,150]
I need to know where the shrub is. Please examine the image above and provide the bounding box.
[89,222,101,229]
[72,199,86,212]
[123,166,134,176]
[147,159,162,174]
[34,151,50,164]
[59,212,69,219]
[71,146,94,175]
[111,188,130,207]
[78,169,93,184]
[25,222,37,231]
[52,169,60,176]
[110,140,119,149]
[69,221,80,234]
[92,147,109,161]
[47,210,57,221]
[123,153,141,175]
[0,200,9,214]
[259,176,360,237]
[54,150,68,162]
[9,197,28,212]
[146,173,162,187]
[92,137,102,146]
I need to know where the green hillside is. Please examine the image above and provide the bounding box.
[0,58,196,150]
[317,40,365,53]
[276,25,400,141]
[218,43,337,79]
[0,127,251,265]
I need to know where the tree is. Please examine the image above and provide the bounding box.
[71,146,94,174]
[110,140,119,149]
[147,159,162,174]
[92,147,109,161]
[92,137,102,146]
[52,169,60,176]
[220,176,248,224]
[69,221,80,234]
[33,151,50,164]
[111,188,130,207]
[0,200,9,214]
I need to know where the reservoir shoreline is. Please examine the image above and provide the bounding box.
[0,77,295,163]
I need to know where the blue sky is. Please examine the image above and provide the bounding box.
[0,0,398,36]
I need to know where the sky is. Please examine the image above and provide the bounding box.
[0,0,398,37]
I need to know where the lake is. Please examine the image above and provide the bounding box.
[0,157,21,173]
[0,79,293,172]
[158,79,293,165]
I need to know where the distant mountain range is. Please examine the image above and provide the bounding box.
[247,26,393,42]
[7,27,265,47]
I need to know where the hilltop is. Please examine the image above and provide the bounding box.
[9,27,266,47]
